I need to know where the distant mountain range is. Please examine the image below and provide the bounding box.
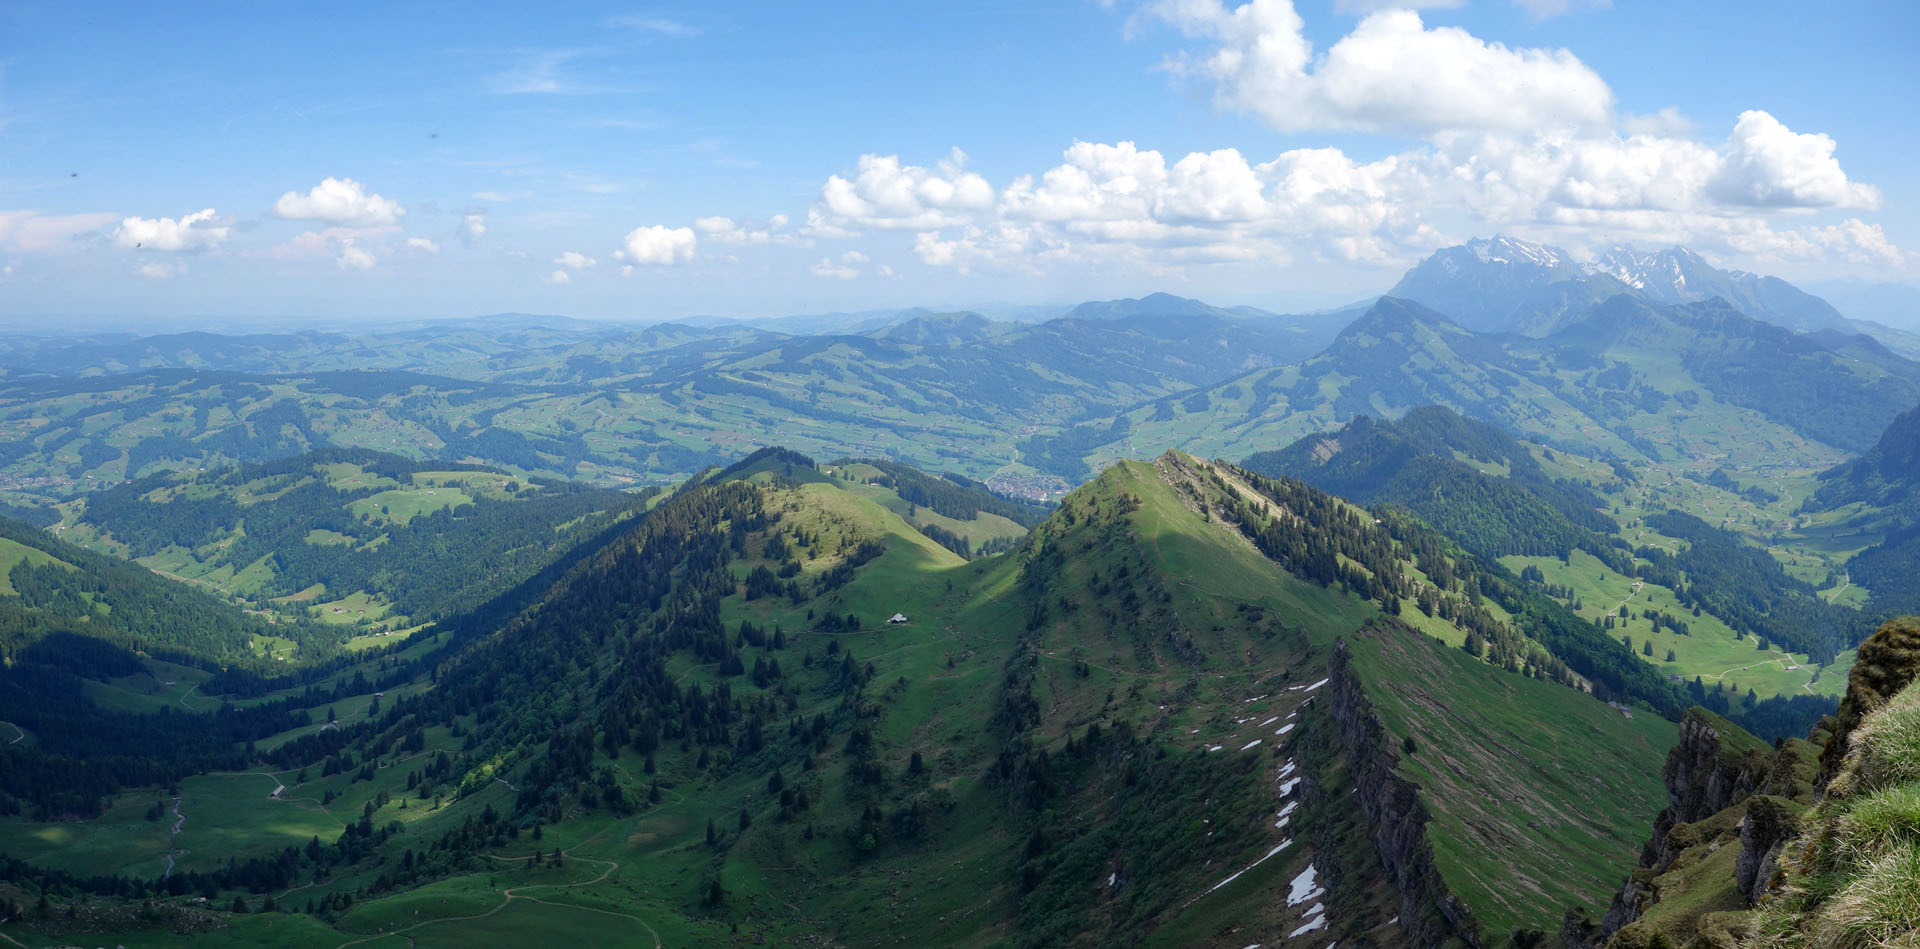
[1388,235,1917,355]
[0,239,1906,502]
[1073,290,1920,485]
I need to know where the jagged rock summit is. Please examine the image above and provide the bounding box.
[1390,235,1854,337]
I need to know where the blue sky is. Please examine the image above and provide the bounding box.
[1,0,1913,326]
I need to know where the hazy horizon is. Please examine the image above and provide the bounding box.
[2,0,1914,328]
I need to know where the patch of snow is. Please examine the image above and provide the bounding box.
[1240,739,1263,751]
[1276,760,1297,781]
[1108,872,1116,888]
[1243,694,1269,703]
[1276,723,1295,736]
[1279,777,1302,796]
[1288,865,1324,906]
[1260,716,1280,727]
[1304,677,1329,692]
[1290,916,1328,937]
[1208,745,1224,753]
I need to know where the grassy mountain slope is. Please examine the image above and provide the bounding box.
[1343,621,1675,939]
[1238,407,1862,713]
[1801,403,1920,619]
[0,515,314,665]
[1243,405,1616,559]
[0,449,1677,947]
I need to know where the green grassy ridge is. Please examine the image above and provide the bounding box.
[0,450,1717,945]
[1241,404,1617,560]
[0,536,73,596]
[1009,454,1683,940]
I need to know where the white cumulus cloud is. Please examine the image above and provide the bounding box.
[406,237,439,253]
[620,225,696,265]
[806,114,1897,279]
[1151,0,1614,137]
[114,208,231,252]
[807,149,995,235]
[273,177,405,226]
[547,269,571,284]
[554,250,597,270]
[1708,110,1881,209]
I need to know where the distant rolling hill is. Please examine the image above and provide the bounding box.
[0,296,1345,493]
[1053,293,1920,483]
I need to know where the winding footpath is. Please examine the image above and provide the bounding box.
[330,851,658,949]
[162,795,187,878]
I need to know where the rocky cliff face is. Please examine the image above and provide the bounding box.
[1734,796,1797,905]
[1582,709,1783,942]
[1662,710,1767,825]
[1324,638,1482,948]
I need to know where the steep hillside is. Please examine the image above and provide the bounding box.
[1238,407,1863,723]
[1800,404,1920,619]
[0,515,360,824]
[1243,405,1615,559]
[1812,403,1920,511]
[0,449,1679,947]
[0,515,315,665]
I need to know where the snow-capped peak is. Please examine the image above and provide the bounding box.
[1469,234,1566,269]
[1583,245,1716,299]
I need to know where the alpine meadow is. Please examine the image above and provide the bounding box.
[1,1,1917,947]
